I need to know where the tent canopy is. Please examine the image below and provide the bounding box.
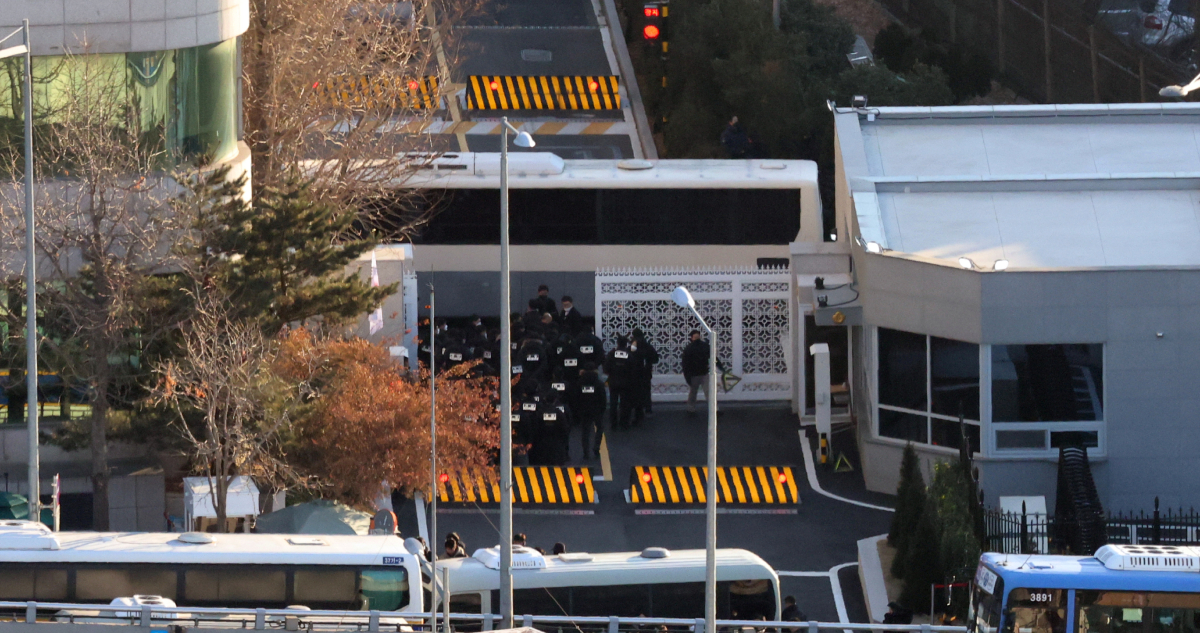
[254,500,371,535]
[183,476,260,519]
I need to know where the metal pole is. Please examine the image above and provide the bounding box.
[704,318,717,633]
[22,19,39,523]
[429,286,438,633]
[772,0,780,29]
[442,566,451,633]
[498,116,514,629]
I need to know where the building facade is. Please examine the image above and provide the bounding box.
[805,102,1200,513]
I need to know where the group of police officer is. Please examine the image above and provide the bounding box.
[416,288,659,466]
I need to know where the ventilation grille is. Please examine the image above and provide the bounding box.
[1096,545,1200,571]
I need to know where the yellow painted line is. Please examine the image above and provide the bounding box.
[528,467,544,503]
[677,467,694,503]
[463,470,477,503]
[580,122,614,134]
[784,466,799,503]
[650,467,667,502]
[756,466,774,504]
[692,467,707,503]
[635,466,652,501]
[553,467,569,503]
[717,467,733,503]
[742,467,761,503]
[582,468,595,502]
[600,435,612,481]
[567,467,582,501]
[729,467,747,503]
[537,121,568,135]
[769,466,786,503]
[514,467,530,503]
[662,467,680,503]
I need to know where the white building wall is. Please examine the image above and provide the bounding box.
[2,0,250,55]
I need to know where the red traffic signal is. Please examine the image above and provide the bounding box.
[438,473,450,484]
[644,6,660,16]
[588,80,599,91]
[574,473,586,484]
[641,472,653,483]
[489,80,500,90]
[643,24,660,39]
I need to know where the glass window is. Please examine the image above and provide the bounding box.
[184,567,286,605]
[931,336,980,419]
[76,567,178,600]
[294,569,357,606]
[360,569,410,611]
[649,582,705,618]
[992,344,1103,422]
[728,579,776,621]
[996,430,1047,450]
[878,328,928,411]
[0,568,34,599]
[880,408,928,443]
[513,587,572,616]
[1076,590,1200,633]
[35,569,67,600]
[1050,431,1099,449]
[0,40,241,171]
[933,419,981,453]
[1004,588,1067,633]
[449,592,483,614]
[968,572,1003,633]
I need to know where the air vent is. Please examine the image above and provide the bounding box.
[1095,544,1200,571]
[759,162,787,170]
[640,547,670,559]
[177,532,214,545]
[617,159,654,171]
[287,537,328,546]
[557,552,594,562]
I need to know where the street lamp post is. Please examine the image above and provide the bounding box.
[672,286,718,633]
[1,21,38,522]
[1160,72,1200,97]
[498,116,534,629]
[428,285,438,633]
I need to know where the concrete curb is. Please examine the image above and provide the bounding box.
[857,534,889,623]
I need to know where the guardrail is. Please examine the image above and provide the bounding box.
[0,601,970,633]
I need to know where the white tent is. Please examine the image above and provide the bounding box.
[183,476,261,532]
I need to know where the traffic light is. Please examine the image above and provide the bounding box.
[642,2,668,58]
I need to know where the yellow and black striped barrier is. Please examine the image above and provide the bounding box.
[466,75,621,110]
[437,466,595,505]
[313,75,441,110]
[629,466,800,505]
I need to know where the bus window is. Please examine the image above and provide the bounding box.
[729,579,776,621]
[361,569,410,611]
[514,587,572,616]
[76,567,178,600]
[1004,588,1067,633]
[569,585,648,617]
[449,592,483,614]
[34,569,67,601]
[184,568,286,605]
[1076,590,1200,633]
[0,569,34,599]
[294,569,357,607]
[648,582,705,618]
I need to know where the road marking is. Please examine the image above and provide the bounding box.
[829,562,858,633]
[415,492,428,543]
[799,430,894,512]
[634,508,798,515]
[599,435,613,481]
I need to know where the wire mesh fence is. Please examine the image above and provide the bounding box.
[873,0,1194,102]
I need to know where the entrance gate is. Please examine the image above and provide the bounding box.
[594,267,793,401]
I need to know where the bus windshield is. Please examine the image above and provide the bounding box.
[970,565,1004,633]
[1076,590,1200,633]
[1004,588,1067,633]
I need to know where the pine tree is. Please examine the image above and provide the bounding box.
[899,501,942,613]
[193,169,397,334]
[889,442,926,579]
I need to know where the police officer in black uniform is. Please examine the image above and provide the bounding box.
[603,335,635,430]
[571,362,608,459]
[631,328,659,418]
[575,324,605,370]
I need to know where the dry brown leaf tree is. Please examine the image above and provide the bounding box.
[154,293,297,532]
[276,328,499,506]
[244,0,478,237]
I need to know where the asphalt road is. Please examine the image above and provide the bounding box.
[395,402,895,623]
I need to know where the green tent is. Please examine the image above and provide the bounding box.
[254,500,371,535]
[0,492,29,520]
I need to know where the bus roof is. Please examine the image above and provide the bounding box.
[981,552,1200,593]
[0,524,413,567]
[394,155,819,190]
[439,547,778,592]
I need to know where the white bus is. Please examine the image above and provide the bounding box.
[438,546,781,621]
[0,522,423,613]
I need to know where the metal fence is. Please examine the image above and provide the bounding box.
[0,601,972,633]
[873,0,1191,104]
[984,500,1200,554]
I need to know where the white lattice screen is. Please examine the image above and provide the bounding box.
[594,267,793,401]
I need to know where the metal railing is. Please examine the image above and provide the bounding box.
[0,601,971,633]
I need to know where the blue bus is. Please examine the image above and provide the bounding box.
[969,546,1200,633]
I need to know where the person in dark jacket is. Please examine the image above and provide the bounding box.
[781,596,806,622]
[532,284,557,316]
[570,362,608,459]
[603,335,635,429]
[557,296,584,336]
[631,328,659,418]
[681,329,723,414]
[574,324,605,369]
[521,299,544,332]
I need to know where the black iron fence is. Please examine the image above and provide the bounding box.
[984,498,1200,554]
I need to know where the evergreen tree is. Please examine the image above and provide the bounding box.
[889,442,925,579]
[191,168,397,334]
[899,499,942,613]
